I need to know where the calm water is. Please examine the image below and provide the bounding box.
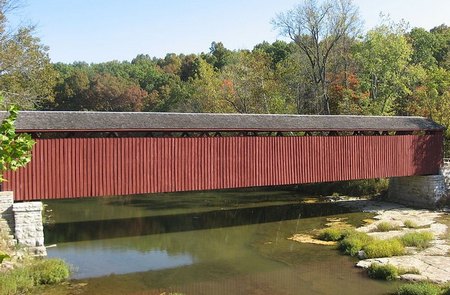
[42,190,401,295]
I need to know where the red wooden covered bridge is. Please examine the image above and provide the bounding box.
[0,112,444,201]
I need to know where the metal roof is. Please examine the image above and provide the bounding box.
[0,111,444,132]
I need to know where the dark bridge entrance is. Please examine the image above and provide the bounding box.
[0,112,443,201]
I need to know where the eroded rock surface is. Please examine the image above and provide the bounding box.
[347,201,450,283]
[290,199,450,283]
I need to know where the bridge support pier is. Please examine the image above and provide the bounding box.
[0,192,46,256]
[388,175,447,209]
[0,192,16,248]
[13,202,46,256]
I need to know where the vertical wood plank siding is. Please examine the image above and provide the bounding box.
[3,134,442,201]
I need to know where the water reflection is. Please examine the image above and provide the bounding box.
[45,202,352,244]
[43,190,400,295]
[49,247,193,279]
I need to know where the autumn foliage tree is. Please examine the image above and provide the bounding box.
[85,74,147,112]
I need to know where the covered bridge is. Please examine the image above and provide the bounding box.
[0,112,444,201]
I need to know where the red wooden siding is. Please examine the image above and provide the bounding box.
[3,134,443,201]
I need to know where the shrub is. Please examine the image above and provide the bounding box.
[396,282,443,295]
[367,263,399,280]
[0,258,70,295]
[363,239,406,258]
[317,227,349,241]
[400,232,434,250]
[375,221,401,232]
[32,258,70,285]
[404,220,419,229]
[339,231,373,256]
[0,266,34,295]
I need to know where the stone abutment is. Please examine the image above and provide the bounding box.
[0,191,46,256]
[387,159,450,208]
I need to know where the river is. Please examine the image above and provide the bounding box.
[42,189,401,295]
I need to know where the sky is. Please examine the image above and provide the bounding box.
[8,0,450,64]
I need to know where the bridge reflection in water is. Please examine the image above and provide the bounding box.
[43,190,398,295]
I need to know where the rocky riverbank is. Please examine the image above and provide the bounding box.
[290,198,450,284]
[347,201,450,283]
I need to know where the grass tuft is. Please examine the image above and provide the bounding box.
[338,230,406,258]
[400,232,434,250]
[316,227,350,241]
[404,220,420,229]
[367,263,420,281]
[367,263,399,280]
[338,231,373,256]
[375,221,401,232]
[0,266,34,295]
[396,282,444,295]
[363,238,406,258]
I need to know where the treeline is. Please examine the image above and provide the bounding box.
[1,1,450,141]
[48,41,296,113]
[48,24,450,125]
[49,24,450,116]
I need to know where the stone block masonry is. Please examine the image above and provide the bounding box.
[441,158,450,190]
[0,191,46,255]
[0,191,16,244]
[388,175,446,209]
[13,201,46,256]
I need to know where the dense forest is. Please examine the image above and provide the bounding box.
[1,0,450,148]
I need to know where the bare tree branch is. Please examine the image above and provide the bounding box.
[273,0,361,114]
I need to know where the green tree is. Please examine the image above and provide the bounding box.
[221,51,286,113]
[352,22,412,115]
[0,1,57,109]
[186,58,228,112]
[253,40,294,69]
[207,42,231,71]
[129,54,170,98]
[405,66,450,125]
[92,60,133,80]
[0,97,34,182]
[157,53,182,76]
[180,54,201,82]
[408,28,440,67]
[403,65,450,153]
[52,68,90,110]
[274,50,314,114]
[430,24,450,68]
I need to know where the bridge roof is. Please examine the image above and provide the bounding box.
[0,111,444,133]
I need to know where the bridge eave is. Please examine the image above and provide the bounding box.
[16,127,445,134]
